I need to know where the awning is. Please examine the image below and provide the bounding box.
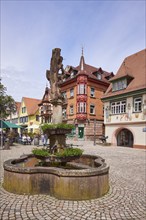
[0,120,22,128]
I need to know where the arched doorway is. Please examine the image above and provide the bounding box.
[117,128,133,147]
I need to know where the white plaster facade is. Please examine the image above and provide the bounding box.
[103,93,146,148]
[102,49,146,149]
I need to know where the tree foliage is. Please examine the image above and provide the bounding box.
[0,78,16,119]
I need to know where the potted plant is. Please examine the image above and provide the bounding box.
[41,123,75,135]
[32,148,50,160]
[32,147,83,163]
[55,147,83,162]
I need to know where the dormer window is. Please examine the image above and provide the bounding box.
[70,72,74,78]
[93,71,102,80]
[97,73,102,80]
[112,78,127,91]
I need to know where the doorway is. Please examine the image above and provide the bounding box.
[117,128,133,147]
[78,127,84,139]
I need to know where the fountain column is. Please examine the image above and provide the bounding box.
[46,48,67,148]
[51,100,63,124]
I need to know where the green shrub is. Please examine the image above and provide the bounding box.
[41,123,75,133]
[32,148,50,157]
[56,148,83,158]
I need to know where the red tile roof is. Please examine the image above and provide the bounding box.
[103,49,146,99]
[15,102,21,113]
[22,97,41,115]
[63,55,113,85]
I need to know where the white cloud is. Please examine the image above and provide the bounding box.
[1,66,45,101]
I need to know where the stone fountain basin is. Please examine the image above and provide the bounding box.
[3,154,109,200]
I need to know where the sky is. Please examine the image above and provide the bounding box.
[1,0,145,102]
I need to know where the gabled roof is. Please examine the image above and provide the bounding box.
[74,55,112,83]
[22,97,41,115]
[38,86,51,106]
[15,102,21,113]
[63,52,113,85]
[103,49,146,99]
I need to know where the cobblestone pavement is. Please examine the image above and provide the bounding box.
[0,141,145,220]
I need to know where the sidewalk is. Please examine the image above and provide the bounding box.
[0,141,145,220]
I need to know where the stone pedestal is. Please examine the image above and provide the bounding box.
[50,134,66,148]
[50,99,63,124]
[46,128,72,148]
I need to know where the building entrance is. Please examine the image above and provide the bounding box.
[78,127,84,139]
[117,128,133,147]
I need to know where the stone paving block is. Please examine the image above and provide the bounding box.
[0,141,145,220]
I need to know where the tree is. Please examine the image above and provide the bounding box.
[0,78,16,119]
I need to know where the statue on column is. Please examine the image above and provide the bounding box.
[46,48,65,102]
[46,48,65,124]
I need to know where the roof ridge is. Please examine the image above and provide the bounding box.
[23,97,41,101]
[124,48,146,60]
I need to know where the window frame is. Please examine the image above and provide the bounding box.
[77,102,86,113]
[90,87,95,97]
[22,107,26,113]
[70,88,74,98]
[90,104,95,114]
[62,108,67,118]
[112,78,127,92]
[133,97,142,112]
[36,115,39,121]
[69,105,74,115]
[111,100,126,114]
[77,84,86,95]
[20,116,28,123]
[62,91,67,99]
[97,73,102,80]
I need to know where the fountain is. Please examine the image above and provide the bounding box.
[3,48,109,200]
